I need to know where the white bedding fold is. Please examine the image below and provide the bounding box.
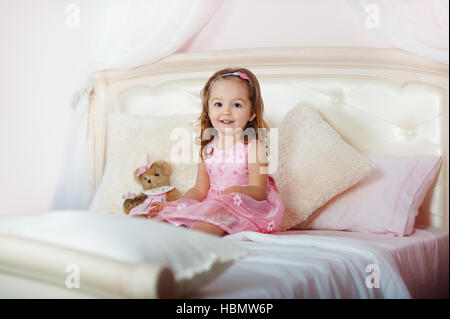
[194,227,448,299]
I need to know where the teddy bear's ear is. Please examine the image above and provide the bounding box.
[134,168,142,183]
[156,160,172,176]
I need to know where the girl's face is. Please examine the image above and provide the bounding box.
[208,78,255,139]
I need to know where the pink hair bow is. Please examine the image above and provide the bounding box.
[137,154,153,177]
[235,71,249,81]
[208,71,250,89]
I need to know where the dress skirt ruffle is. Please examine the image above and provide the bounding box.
[154,176,284,234]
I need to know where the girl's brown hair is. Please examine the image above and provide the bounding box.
[196,67,270,160]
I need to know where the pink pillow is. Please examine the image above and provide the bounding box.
[298,153,442,236]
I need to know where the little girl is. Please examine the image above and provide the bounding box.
[149,68,284,236]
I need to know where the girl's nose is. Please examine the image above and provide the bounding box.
[221,105,231,114]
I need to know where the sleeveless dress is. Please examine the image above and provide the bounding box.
[155,138,285,234]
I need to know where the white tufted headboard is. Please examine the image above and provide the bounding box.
[89,47,449,229]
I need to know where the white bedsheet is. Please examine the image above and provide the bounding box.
[193,226,449,299]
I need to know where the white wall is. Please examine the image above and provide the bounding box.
[178,0,389,52]
[0,0,101,216]
[0,0,390,217]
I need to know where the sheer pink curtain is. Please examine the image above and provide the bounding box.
[52,0,224,210]
[348,0,448,64]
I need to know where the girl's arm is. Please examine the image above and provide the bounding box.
[180,158,210,201]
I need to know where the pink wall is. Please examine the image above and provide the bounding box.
[0,0,390,217]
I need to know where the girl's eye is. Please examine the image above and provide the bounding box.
[233,103,241,108]
[214,102,222,107]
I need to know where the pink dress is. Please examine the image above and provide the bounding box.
[155,138,284,234]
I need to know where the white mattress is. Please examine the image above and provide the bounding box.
[192,225,449,299]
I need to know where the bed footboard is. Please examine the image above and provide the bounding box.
[0,234,176,298]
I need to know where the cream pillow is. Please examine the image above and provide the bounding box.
[273,102,375,231]
[0,211,250,298]
[92,113,201,214]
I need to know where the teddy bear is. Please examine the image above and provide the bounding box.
[122,156,181,217]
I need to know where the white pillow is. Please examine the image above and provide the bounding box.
[92,113,201,214]
[273,102,375,231]
[0,211,250,298]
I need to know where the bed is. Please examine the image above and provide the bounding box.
[0,47,448,299]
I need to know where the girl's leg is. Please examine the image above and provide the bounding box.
[192,221,226,236]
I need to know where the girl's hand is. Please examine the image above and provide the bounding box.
[221,187,237,196]
[147,202,168,218]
